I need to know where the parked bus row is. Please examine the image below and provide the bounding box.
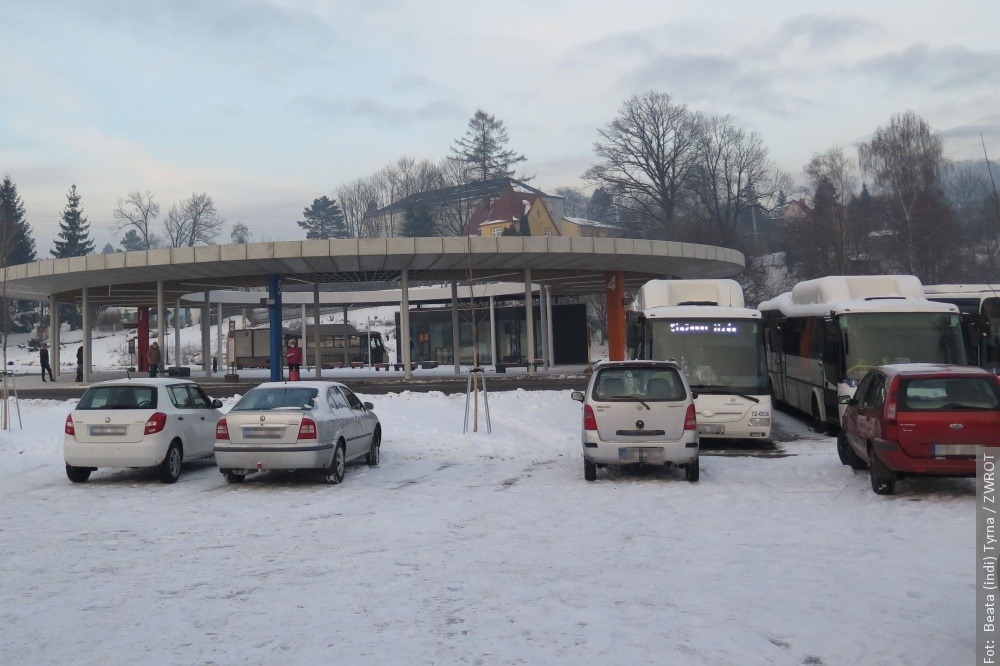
[627,275,997,441]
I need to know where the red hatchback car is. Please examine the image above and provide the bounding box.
[838,364,1000,495]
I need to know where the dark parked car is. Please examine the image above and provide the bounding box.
[838,363,1000,494]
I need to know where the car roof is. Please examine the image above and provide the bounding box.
[88,377,196,387]
[875,363,996,378]
[594,360,681,370]
[250,381,348,391]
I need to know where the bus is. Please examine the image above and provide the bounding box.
[626,279,772,442]
[924,284,1000,373]
[760,275,967,431]
[231,323,385,369]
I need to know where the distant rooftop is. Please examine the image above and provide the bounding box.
[373,177,544,217]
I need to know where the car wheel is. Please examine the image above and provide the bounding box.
[868,445,896,495]
[224,471,246,484]
[837,433,868,470]
[323,442,346,484]
[685,457,700,483]
[584,458,597,481]
[366,427,381,466]
[158,441,183,484]
[65,463,91,483]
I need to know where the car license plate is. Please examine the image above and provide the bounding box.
[243,427,285,439]
[698,424,725,435]
[89,425,127,436]
[618,447,665,463]
[933,444,981,456]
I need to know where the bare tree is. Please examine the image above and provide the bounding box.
[858,111,960,280]
[436,157,477,236]
[584,91,703,239]
[554,186,588,217]
[164,193,224,247]
[337,175,384,238]
[230,222,252,244]
[113,191,161,249]
[799,149,870,275]
[687,115,790,248]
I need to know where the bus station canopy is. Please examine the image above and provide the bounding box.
[1,236,745,307]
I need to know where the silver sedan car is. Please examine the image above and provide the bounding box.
[215,381,380,484]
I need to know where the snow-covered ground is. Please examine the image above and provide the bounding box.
[0,392,973,664]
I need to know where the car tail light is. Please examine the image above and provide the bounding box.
[65,414,75,436]
[297,417,318,440]
[144,412,168,435]
[884,377,899,423]
[583,404,598,431]
[883,376,899,441]
[216,418,229,441]
[684,403,697,431]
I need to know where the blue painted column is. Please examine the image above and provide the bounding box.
[269,274,283,381]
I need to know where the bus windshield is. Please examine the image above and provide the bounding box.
[645,319,767,393]
[839,312,966,380]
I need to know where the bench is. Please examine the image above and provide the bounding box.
[495,360,544,373]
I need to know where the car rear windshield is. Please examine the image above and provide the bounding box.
[900,377,1000,411]
[231,387,319,412]
[77,385,157,410]
[593,367,686,401]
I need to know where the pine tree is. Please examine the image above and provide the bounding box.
[518,213,531,236]
[450,110,528,183]
[120,229,147,252]
[0,176,37,266]
[297,196,348,239]
[51,184,95,258]
[400,202,438,237]
[0,175,39,333]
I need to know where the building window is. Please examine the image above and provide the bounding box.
[544,229,552,237]
[492,228,503,237]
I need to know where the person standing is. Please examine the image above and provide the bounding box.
[147,341,162,378]
[39,343,55,382]
[285,339,303,380]
[75,345,83,382]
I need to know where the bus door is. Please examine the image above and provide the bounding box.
[819,317,843,423]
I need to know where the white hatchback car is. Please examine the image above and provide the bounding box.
[571,360,700,482]
[64,378,224,484]
[214,381,380,484]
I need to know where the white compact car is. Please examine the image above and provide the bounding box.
[215,381,380,484]
[571,360,700,482]
[64,378,224,484]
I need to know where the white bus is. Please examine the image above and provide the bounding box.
[626,279,772,442]
[760,275,967,431]
[925,284,1000,373]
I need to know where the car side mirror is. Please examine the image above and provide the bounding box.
[570,391,584,402]
[364,401,374,410]
[691,391,698,400]
[212,399,223,408]
[838,395,854,405]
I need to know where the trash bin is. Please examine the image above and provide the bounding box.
[289,367,300,381]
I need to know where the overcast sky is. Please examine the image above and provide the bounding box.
[2,0,999,252]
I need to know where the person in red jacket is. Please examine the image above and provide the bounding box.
[285,339,303,380]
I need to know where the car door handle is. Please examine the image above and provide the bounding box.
[178,417,184,421]
[200,417,206,421]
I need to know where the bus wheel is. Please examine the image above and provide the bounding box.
[810,398,827,434]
